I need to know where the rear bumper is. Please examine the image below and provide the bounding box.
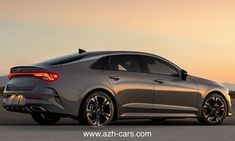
[2,89,70,116]
[3,104,68,115]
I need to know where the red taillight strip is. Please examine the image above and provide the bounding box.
[8,72,59,82]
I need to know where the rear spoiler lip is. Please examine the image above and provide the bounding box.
[10,66,47,73]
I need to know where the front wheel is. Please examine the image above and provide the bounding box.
[31,113,60,125]
[198,94,227,125]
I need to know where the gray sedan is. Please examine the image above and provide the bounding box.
[2,50,232,126]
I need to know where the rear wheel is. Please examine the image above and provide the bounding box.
[31,113,60,125]
[198,94,227,125]
[80,92,114,126]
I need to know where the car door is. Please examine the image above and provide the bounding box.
[139,55,200,116]
[103,54,154,118]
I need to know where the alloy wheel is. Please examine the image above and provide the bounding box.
[85,93,114,126]
[202,95,227,124]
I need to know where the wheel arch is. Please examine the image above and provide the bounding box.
[206,91,227,101]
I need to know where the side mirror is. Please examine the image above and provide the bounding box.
[181,69,188,80]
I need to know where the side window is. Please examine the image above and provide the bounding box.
[108,55,142,72]
[91,56,109,69]
[141,56,178,76]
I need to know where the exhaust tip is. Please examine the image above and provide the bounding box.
[30,106,47,112]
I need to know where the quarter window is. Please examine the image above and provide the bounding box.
[91,56,108,69]
[108,55,142,72]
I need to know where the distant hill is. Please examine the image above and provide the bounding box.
[0,75,8,88]
[222,83,235,91]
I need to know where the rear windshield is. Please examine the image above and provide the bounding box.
[36,53,89,66]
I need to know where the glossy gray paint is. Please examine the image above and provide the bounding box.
[2,51,232,120]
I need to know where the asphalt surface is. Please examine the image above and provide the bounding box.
[0,98,235,141]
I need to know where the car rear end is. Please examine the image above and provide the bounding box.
[2,52,106,119]
[2,65,69,116]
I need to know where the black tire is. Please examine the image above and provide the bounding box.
[31,113,60,125]
[79,91,114,126]
[198,94,227,125]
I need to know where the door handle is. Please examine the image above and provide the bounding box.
[154,79,164,84]
[109,76,120,81]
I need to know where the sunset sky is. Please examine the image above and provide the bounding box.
[0,0,235,83]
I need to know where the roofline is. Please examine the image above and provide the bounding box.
[87,50,157,56]
[86,50,183,71]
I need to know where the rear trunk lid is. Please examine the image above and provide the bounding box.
[6,66,48,91]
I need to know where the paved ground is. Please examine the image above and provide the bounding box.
[0,98,234,141]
